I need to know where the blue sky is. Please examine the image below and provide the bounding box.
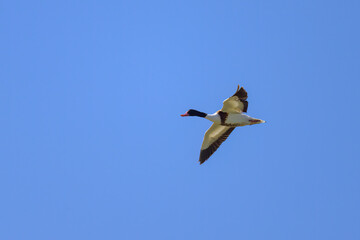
[1,0,360,239]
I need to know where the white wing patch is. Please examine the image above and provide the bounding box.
[221,96,245,113]
[199,124,235,164]
[221,85,248,113]
[201,124,232,150]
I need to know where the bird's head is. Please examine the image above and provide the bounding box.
[180,109,207,118]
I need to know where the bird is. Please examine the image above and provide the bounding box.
[181,85,265,165]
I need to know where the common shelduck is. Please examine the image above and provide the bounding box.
[181,85,265,164]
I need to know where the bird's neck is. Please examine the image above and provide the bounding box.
[191,110,207,118]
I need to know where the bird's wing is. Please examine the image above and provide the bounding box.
[221,85,248,113]
[199,124,235,164]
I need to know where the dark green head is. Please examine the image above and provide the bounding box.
[180,109,207,118]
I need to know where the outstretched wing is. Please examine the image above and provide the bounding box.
[199,124,235,164]
[221,85,248,113]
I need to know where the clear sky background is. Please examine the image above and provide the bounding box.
[1,0,360,239]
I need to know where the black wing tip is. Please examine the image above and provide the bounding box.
[199,152,210,165]
[233,85,248,100]
[199,159,208,165]
[243,100,248,112]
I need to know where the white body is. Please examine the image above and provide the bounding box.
[206,112,264,126]
[205,113,221,123]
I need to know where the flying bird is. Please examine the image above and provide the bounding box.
[181,85,265,164]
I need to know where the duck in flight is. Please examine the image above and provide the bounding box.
[181,85,265,164]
